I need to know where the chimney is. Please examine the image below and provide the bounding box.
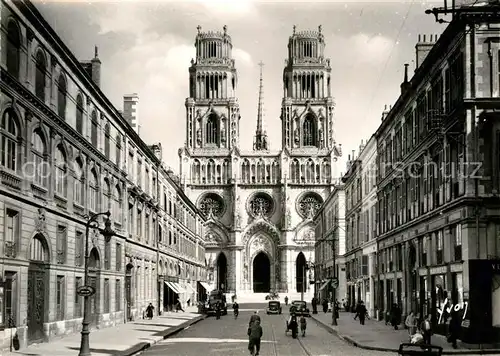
[359,139,365,153]
[415,34,437,70]
[79,45,102,87]
[381,104,390,121]
[400,63,411,95]
[123,93,140,134]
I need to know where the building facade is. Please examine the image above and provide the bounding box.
[342,136,378,316]
[313,185,346,304]
[374,5,500,343]
[0,0,207,351]
[178,25,342,298]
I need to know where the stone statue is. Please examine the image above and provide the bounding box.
[263,134,268,150]
[285,209,292,229]
[243,261,248,281]
[196,128,202,146]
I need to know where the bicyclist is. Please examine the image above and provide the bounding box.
[233,301,239,319]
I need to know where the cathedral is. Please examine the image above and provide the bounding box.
[178,25,342,298]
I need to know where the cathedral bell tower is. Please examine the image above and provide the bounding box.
[281,25,335,152]
[185,25,241,151]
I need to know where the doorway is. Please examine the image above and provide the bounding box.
[296,252,306,293]
[253,252,270,292]
[88,248,100,327]
[216,253,227,291]
[125,263,133,320]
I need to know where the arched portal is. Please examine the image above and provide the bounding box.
[88,247,100,326]
[216,253,227,292]
[296,252,307,293]
[253,252,270,293]
[126,263,134,320]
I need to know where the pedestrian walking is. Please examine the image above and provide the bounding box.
[146,303,154,319]
[249,310,261,326]
[390,303,402,330]
[322,298,328,313]
[299,315,307,337]
[233,301,239,319]
[247,319,263,356]
[447,310,461,349]
[420,314,432,345]
[355,300,368,325]
[405,311,417,341]
[175,300,185,312]
[311,297,318,314]
[284,296,288,306]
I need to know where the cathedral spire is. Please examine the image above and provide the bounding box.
[253,61,268,151]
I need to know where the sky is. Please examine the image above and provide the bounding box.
[35,0,448,176]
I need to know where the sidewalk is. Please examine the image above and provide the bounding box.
[4,307,204,356]
[311,311,500,355]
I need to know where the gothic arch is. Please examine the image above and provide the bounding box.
[205,112,219,145]
[52,137,71,161]
[204,220,230,244]
[27,231,51,262]
[293,221,316,244]
[0,102,25,135]
[302,113,317,146]
[242,219,280,247]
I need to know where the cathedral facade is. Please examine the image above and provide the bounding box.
[179,25,342,297]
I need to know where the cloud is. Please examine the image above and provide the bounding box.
[233,48,253,67]
[196,0,256,16]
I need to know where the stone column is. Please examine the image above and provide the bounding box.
[369,253,375,317]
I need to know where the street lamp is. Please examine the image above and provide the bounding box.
[301,259,315,302]
[78,211,115,356]
[319,235,338,326]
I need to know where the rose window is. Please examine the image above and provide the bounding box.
[198,193,224,218]
[248,192,274,218]
[297,193,323,218]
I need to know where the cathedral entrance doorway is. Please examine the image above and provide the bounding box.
[296,252,307,293]
[253,252,270,293]
[216,253,227,292]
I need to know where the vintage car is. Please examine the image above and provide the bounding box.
[290,300,310,316]
[204,290,228,316]
[266,301,282,314]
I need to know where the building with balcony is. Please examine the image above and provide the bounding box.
[0,0,207,351]
[313,185,346,304]
[341,136,378,316]
[374,4,500,343]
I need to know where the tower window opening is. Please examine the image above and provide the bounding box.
[303,42,313,57]
[205,76,210,99]
[206,113,219,145]
[303,114,317,146]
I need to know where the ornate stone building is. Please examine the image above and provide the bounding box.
[0,0,207,351]
[179,25,342,298]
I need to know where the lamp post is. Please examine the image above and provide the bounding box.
[78,211,115,356]
[323,236,338,326]
[301,259,314,302]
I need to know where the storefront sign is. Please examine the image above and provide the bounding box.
[437,298,468,324]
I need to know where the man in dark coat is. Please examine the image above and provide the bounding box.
[322,298,329,313]
[391,304,402,330]
[247,319,263,355]
[355,301,368,325]
[215,301,221,320]
[448,311,461,349]
[249,311,261,326]
[311,297,318,314]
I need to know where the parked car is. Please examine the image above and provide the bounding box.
[290,300,310,316]
[204,290,228,316]
[266,301,282,314]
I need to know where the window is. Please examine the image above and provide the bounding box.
[115,134,121,167]
[1,110,19,172]
[57,75,67,119]
[116,243,122,271]
[56,225,67,264]
[128,204,134,233]
[454,224,462,261]
[75,231,83,266]
[136,208,142,236]
[89,169,99,212]
[76,94,84,134]
[103,179,111,211]
[205,113,218,144]
[113,185,122,224]
[5,208,19,258]
[115,279,121,311]
[35,50,47,101]
[303,114,317,146]
[436,231,444,264]
[104,123,110,159]
[6,20,21,79]
[73,158,84,205]
[104,238,111,270]
[56,275,65,320]
[103,279,110,313]
[31,129,47,187]
[75,276,82,318]
[91,111,98,146]
[422,236,428,265]
[169,230,172,245]
[0,272,16,329]
[145,213,150,243]
[55,145,67,197]
[137,161,142,186]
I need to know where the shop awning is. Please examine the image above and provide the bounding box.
[319,280,330,291]
[165,281,186,294]
[184,283,197,293]
[198,281,213,292]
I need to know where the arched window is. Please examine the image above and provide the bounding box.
[115,134,122,167]
[57,75,67,119]
[54,144,67,197]
[89,169,99,212]
[104,123,110,158]
[73,158,84,205]
[6,20,21,78]
[76,94,84,134]
[205,113,218,145]
[113,185,122,223]
[303,114,317,146]
[103,178,111,211]
[1,109,19,171]
[90,111,98,146]
[31,129,46,186]
[35,50,46,101]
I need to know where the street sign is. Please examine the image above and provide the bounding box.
[77,285,96,297]
[331,277,339,289]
